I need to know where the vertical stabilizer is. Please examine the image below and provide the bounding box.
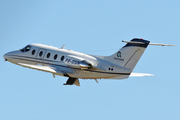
[104,38,150,71]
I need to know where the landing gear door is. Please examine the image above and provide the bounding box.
[36,49,47,65]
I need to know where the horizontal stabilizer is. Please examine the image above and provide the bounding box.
[149,43,175,46]
[130,73,154,77]
[122,40,175,46]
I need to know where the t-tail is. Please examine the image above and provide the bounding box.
[104,38,150,71]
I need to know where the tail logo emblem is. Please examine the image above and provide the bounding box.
[117,51,121,58]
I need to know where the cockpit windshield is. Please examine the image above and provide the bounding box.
[20,45,31,52]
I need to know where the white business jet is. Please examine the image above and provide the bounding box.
[3,38,174,86]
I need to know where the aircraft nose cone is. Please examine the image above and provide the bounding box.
[3,53,8,61]
[3,50,21,61]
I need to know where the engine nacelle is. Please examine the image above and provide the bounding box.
[64,55,92,69]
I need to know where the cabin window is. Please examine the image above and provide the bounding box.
[20,48,24,52]
[61,56,64,61]
[20,45,31,52]
[39,51,43,57]
[32,50,35,55]
[25,45,31,52]
[47,53,50,58]
[54,54,58,60]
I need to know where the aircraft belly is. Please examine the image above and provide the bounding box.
[70,70,122,79]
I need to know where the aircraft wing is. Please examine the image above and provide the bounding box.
[17,63,73,75]
[130,73,154,77]
[17,63,81,86]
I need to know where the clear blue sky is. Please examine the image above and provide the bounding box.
[0,0,179,120]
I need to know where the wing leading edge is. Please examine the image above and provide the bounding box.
[17,63,58,73]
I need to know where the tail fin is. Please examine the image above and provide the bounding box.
[104,38,150,71]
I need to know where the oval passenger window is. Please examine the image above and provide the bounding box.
[54,54,58,60]
[32,50,35,55]
[61,56,64,61]
[47,53,50,58]
[39,51,43,57]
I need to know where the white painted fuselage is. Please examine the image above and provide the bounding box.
[5,38,170,86]
[4,43,130,80]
